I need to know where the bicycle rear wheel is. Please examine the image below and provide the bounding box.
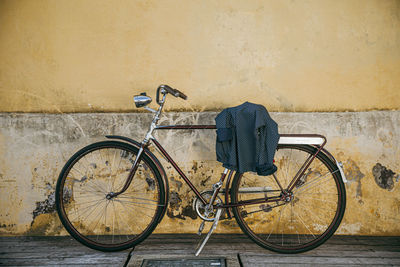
[230,144,346,253]
[56,141,165,251]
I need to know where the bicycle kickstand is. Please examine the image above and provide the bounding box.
[122,246,135,267]
[194,208,223,256]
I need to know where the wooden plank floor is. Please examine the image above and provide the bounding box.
[0,234,399,266]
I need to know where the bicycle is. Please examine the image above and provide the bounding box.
[55,84,347,255]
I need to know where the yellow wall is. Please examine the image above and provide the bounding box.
[1,0,399,112]
[1,0,400,238]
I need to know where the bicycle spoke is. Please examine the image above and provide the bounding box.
[111,200,117,243]
[295,170,338,195]
[112,199,136,241]
[297,196,338,205]
[69,168,108,194]
[117,199,162,207]
[267,204,287,240]
[115,199,159,211]
[106,148,114,192]
[71,196,105,206]
[73,187,105,196]
[119,203,155,219]
[104,201,108,236]
[117,195,158,203]
[117,200,151,233]
[87,202,108,235]
[69,197,106,223]
[299,192,338,195]
[284,149,293,184]
[292,208,316,238]
[294,201,334,227]
[112,150,124,192]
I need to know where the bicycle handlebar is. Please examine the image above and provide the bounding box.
[156,84,187,104]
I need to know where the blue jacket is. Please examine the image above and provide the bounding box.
[215,102,279,175]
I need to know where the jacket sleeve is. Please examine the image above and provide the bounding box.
[255,106,279,176]
[215,109,235,169]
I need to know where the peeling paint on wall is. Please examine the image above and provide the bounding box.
[372,163,397,191]
[344,159,365,200]
[32,192,56,220]
[170,176,183,191]
[337,222,362,235]
[166,191,197,220]
[169,191,182,211]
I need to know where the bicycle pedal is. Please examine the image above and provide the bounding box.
[197,221,205,236]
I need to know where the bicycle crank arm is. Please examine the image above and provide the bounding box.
[195,208,223,256]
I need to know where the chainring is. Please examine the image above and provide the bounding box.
[193,191,223,221]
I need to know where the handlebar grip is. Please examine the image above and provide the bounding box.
[157,84,188,104]
[177,91,187,100]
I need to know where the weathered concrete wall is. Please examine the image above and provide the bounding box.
[0,0,399,238]
[0,111,399,236]
[1,0,400,112]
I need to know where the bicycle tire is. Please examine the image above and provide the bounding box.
[56,141,165,252]
[230,144,346,253]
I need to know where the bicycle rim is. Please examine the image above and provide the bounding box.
[231,144,346,253]
[56,141,165,251]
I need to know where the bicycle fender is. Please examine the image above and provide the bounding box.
[105,135,170,222]
[320,147,348,183]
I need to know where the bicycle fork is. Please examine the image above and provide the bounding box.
[106,145,145,199]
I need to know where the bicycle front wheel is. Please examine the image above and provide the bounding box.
[231,144,346,253]
[56,141,165,252]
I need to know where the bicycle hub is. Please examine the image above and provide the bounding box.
[106,192,115,200]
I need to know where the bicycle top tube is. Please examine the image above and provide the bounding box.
[156,125,217,130]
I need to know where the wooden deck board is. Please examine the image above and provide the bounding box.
[0,235,399,266]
